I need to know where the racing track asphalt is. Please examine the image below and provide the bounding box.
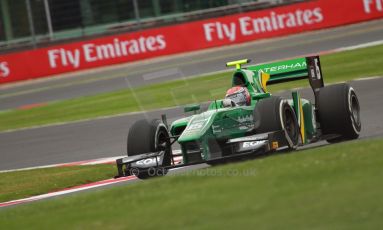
[1,19,383,110]
[0,77,382,171]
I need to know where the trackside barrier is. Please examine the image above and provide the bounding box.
[0,0,382,84]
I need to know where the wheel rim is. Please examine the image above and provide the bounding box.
[157,129,168,150]
[349,91,361,132]
[283,106,298,144]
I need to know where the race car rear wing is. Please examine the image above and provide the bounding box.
[248,56,324,101]
[248,56,323,86]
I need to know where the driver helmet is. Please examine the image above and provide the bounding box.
[225,86,251,106]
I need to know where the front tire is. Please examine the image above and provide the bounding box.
[317,83,361,143]
[127,119,172,179]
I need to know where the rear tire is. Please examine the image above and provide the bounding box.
[254,96,299,150]
[127,119,172,179]
[317,83,361,143]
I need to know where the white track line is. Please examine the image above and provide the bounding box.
[352,76,382,81]
[0,150,183,173]
[334,40,383,52]
[0,176,137,208]
[0,156,123,173]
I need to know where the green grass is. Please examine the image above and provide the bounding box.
[1,138,382,229]
[0,164,115,203]
[1,45,383,131]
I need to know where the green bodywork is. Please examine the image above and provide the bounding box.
[169,57,319,164]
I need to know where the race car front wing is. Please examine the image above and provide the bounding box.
[115,129,294,178]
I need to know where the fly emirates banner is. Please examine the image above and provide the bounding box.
[1,0,382,84]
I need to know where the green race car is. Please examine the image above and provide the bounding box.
[115,56,361,179]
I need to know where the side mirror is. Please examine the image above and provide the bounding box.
[184,104,200,114]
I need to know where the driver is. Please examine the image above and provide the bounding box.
[225,86,251,106]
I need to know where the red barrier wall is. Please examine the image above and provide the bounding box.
[0,0,382,84]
